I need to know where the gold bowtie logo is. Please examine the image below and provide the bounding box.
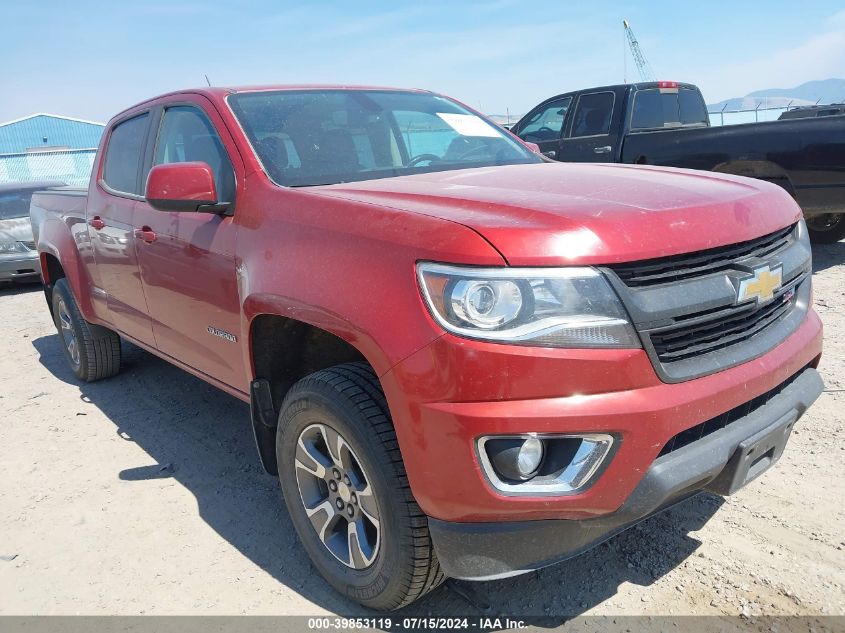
[736,265,783,305]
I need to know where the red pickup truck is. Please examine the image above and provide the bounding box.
[30,85,823,610]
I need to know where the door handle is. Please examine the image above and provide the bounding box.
[133,227,157,243]
[542,150,557,158]
[593,145,612,154]
[89,216,105,230]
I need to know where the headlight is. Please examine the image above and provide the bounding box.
[0,241,28,254]
[417,262,640,348]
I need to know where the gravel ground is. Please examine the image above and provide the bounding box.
[0,243,843,623]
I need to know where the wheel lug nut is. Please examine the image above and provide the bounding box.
[336,498,344,510]
[343,475,351,485]
[333,469,341,480]
[328,480,337,491]
[350,493,357,504]
[347,505,354,517]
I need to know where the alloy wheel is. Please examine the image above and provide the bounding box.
[57,297,80,368]
[294,423,381,569]
[806,214,843,232]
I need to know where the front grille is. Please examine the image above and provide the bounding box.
[610,224,795,287]
[657,367,806,457]
[649,280,801,363]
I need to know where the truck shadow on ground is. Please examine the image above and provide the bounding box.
[0,281,42,296]
[33,335,722,627]
[811,241,845,274]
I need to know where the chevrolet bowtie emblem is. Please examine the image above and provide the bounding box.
[736,264,783,305]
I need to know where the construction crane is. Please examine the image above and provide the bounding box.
[623,19,655,83]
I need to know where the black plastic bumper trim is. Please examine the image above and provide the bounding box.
[428,367,823,580]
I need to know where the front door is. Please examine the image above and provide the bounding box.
[133,100,246,391]
[512,97,572,159]
[89,112,156,347]
[557,91,621,163]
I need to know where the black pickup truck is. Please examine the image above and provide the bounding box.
[512,82,845,243]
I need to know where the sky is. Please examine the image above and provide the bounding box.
[2,0,844,123]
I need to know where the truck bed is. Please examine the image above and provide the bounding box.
[621,116,845,214]
[29,187,89,247]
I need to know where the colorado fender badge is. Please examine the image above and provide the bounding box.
[207,326,237,343]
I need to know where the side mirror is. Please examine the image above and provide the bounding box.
[523,141,542,154]
[145,162,225,213]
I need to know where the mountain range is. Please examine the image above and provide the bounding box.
[707,78,845,112]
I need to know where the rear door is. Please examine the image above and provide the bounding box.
[557,91,623,162]
[512,96,572,159]
[89,112,156,346]
[132,97,246,391]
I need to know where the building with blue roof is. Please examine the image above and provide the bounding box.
[0,114,104,187]
[0,113,104,153]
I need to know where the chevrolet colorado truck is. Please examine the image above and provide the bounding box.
[30,85,824,610]
[512,81,845,243]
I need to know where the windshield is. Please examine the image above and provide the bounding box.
[630,87,709,130]
[228,90,541,187]
[0,192,34,220]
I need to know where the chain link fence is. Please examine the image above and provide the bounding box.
[0,148,97,187]
[708,105,797,127]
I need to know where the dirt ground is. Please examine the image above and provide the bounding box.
[0,243,843,623]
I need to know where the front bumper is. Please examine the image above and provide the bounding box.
[429,366,823,580]
[0,252,41,281]
[381,307,823,523]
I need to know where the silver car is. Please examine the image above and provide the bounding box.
[0,181,65,284]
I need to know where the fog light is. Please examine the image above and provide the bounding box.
[486,436,545,482]
[478,433,614,494]
[517,436,544,477]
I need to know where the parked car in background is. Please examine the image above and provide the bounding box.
[778,103,845,120]
[512,82,845,243]
[0,181,65,285]
[30,85,823,609]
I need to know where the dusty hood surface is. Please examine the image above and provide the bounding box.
[312,162,801,265]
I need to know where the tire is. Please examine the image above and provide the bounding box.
[806,213,845,243]
[276,362,444,610]
[51,278,121,382]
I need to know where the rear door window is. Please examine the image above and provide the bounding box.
[102,114,149,195]
[570,92,614,137]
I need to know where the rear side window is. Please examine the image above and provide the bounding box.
[570,92,614,137]
[517,97,572,142]
[102,114,149,195]
[631,88,708,130]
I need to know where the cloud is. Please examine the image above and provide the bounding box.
[695,9,845,101]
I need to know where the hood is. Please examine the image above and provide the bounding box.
[311,162,801,265]
[0,217,35,242]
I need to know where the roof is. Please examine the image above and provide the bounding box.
[111,84,431,119]
[0,113,104,127]
[0,114,105,154]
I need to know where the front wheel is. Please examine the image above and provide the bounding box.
[276,362,444,610]
[806,213,845,243]
[51,278,121,381]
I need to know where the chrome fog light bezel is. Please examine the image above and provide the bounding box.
[477,433,615,495]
